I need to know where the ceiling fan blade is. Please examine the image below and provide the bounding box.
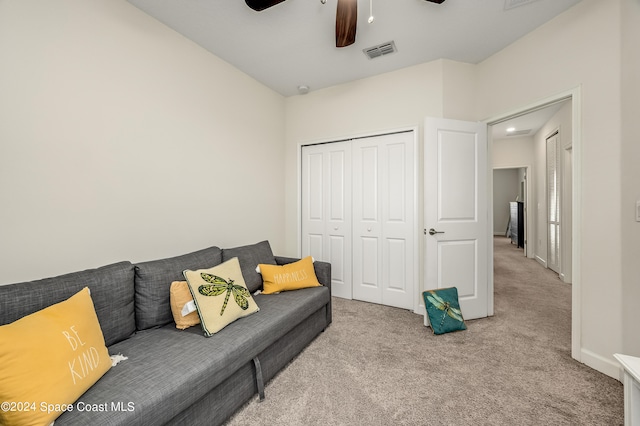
[424,0,446,3]
[336,0,357,48]
[245,0,286,12]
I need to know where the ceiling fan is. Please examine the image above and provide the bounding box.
[245,0,446,48]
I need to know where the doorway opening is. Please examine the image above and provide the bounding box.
[486,88,580,362]
[493,166,529,256]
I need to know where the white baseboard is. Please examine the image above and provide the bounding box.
[535,256,547,268]
[580,348,623,381]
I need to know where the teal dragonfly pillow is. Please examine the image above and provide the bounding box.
[422,287,467,335]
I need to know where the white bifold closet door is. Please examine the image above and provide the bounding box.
[301,131,415,310]
[300,141,352,299]
[351,133,415,309]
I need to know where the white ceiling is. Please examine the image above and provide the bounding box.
[491,100,569,140]
[127,0,582,97]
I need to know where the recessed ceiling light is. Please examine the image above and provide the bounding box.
[506,127,516,132]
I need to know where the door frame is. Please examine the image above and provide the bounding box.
[484,86,582,362]
[296,126,421,312]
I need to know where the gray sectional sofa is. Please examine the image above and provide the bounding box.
[0,241,332,425]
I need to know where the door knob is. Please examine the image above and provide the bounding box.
[428,228,444,236]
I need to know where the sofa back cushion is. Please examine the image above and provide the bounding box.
[222,240,277,293]
[134,246,222,330]
[0,261,136,347]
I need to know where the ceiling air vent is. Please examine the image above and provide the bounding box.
[507,129,532,136]
[504,0,541,10]
[363,41,397,60]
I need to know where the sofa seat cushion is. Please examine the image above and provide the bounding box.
[54,286,330,426]
[0,261,135,347]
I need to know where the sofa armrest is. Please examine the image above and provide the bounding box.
[274,256,332,326]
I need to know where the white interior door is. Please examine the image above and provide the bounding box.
[424,118,489,321]
[352,132,415,310]
[301,142,352,299]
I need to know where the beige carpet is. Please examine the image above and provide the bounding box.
[225,237,623,425]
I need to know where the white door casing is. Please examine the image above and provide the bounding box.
[424,118,489,321]
[301,142,352,299]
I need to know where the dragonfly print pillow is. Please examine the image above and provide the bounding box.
[184,257,260,336]
[422,287,467,335]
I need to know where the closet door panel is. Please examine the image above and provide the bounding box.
[360,236,379,288]
[352,132,415,309]
[352,141,382,303]
[329,235,346,285]
[386,142,407,222]
[307,235,324,261]
[327,148,350,297]
[360,145,379,220]
[302,149,326,260]
[301,142,352,299]
[385,238,407,292]
[381,134,415,309]
[329,150,347,221]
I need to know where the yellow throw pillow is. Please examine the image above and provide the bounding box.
[170,281,200,330]
[183,257,260,336]
[258,256,321,294]
[0,287,112,426]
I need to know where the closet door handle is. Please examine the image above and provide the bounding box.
[428,228,444,236]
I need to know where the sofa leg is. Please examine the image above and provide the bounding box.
[253,357,265,402]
